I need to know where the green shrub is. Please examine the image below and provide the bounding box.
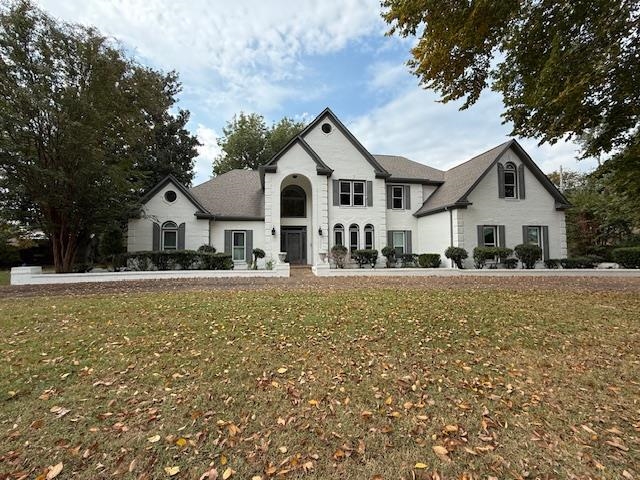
[611,246,640,268]
[330,245,348,269]
[353,249,378,268]
[444,246,468,269]
[119,250,233,271]
[200,252,234,270]
[418,253,441,268]
[400,253,417,267]
[504,258,518,269]
[559,256,600,269]
[252,248,266,269]
[173,250,199,270]
[514,243,542,269]
[472,246,495,269]
[545,258,561,269]
[381,246,397,268]
[72,263,94,273]
[494,247,513,262]
[197,244,216,253]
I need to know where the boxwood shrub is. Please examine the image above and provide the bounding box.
[352,249,378,268]
[559,256,600,269]
[418,253,441,268]
[612,246,640,268]
[444,246,468,269]
[118,250,233,271]
[514,243,542,269]
[381,246,397,268]
[400,253,418,267]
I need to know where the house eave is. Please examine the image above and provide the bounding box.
[387,177,444,186]
[414,202,472,218]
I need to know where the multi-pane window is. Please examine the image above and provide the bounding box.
[339,180,366,206]
[504,162,517,198]
[232,231,246,261]
[349,224,359,253]
[334,224,344,247]
[483,226,498,247]
[162,221,177,251]
[364,224,374,249]
[392,231,405,256]
[392,186,404,209]
[281,185,306,217]
[526,226,541,247]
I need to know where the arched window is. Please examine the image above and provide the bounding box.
[504,162,517,198]
[349,224,359,253]
[161,221,178,251]
[281,185,306,217]
[364,224,374,250]
[333,223,344,247]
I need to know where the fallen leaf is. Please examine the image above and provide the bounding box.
[278,446,287,453]
[199,468,219,480]
[176,437,187,447]
[414,462,428,469]
[46,463,63,479]
[432,445,451,462]
[220,454,227,465]
[147,435,160,443]
[277,367,287,374]
[222,467,234,479]
[164,466,180,476]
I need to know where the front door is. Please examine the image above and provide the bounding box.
[281,227,307,264]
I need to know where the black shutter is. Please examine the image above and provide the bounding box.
[522,225,528,243]
[152,222,160,250]
[333,180,339,206]
[542,226,549,261]
[518,164,526,199]
[405,230,412,254]
[477,225,484,247]
[404,185,411,209]
[245,230,253,262]
[224,230,232,254]
[498,163,505,198]
[386,185,392,209]
[178,223,185,250]
[498,225,506,248]
[387,230,393,247]
[366,181,373,207]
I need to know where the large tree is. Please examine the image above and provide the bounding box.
[213,113,305,175]
[0,1,195,272]
[382,0,640,160]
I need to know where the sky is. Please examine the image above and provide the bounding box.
[38,0,599,186]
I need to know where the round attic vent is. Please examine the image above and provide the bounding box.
[164,190,177,203]
[321,122,332,134]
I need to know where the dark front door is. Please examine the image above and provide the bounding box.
[281,227,307,264]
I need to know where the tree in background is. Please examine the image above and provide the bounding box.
[0,1,196,272]
[213,113,305,175]
[382,1,639,160]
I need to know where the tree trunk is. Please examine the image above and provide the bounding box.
[51,228,79,273]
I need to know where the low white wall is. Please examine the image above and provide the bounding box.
[11,265,290,285]
[312,267,640,277]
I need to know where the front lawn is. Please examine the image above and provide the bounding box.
[1,286,638,479]
[0,270,8,286]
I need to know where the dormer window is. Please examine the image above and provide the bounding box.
[504,162,517,198]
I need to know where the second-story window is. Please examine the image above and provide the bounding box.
[392,186,404,209]
[504,162,517,198]
[339,180,366,206]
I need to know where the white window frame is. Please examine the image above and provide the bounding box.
[349,224,359,253]
[232,231,246,262]
[391,185,404,209]
[364,224,374,250]
[526,226,542,247]
[333,224,344,247]
[392,231,405,256]
[339,180,366,207]
[483,225,498,247]
[504,163,518,199]
[162,221,178,251]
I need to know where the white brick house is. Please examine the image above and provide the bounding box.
[128,108,570,268]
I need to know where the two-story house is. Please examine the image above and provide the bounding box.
[128,108,570,269]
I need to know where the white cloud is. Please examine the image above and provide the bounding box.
[193,125,220,184]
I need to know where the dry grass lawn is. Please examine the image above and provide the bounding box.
[1,283,639,479]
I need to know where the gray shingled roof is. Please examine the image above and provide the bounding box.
[414,141,513,216]
[374,154,444,182]
[190,170,264,219]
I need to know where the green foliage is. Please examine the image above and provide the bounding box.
[98,225,125,269]
[444,246,468,269]
[0,2,193,272]
[559,257,600,269]
[418,253,441,268]
[544,259,561,269]
[120,251,233,271]
[514,244,542,269]
[400,253,417,268]
[213,113,305,175]
[252,248,266,270]
[265,259,274,270]
[381,246,397,268]
[382,0,639,159]
[503,258,518,269]
[330,245,348,269]
[611,247,640,269]
[0,223,20,267]
[352,249,378,268]
[72,263,94,273]
[473,246,513,268]
[197,244,216,253]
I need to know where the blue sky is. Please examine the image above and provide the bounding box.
[38,0,598,185]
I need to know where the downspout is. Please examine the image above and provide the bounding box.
[448,207,454,268]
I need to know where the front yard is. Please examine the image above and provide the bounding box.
[1,282,638,479]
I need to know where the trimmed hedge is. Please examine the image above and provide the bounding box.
[473,247,515,268]
[117,250,233,271]
[400,253,418,267]
[330,245,348,269]
[444,246,468,269]
[559,256,600,269]
[381,246,396,268]
[514,243,542,269]
[612,246,640,268]
[418,253,441,268]
[353,249,378,268]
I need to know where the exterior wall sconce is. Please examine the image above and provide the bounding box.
[271,227,276,236]
[318,227,323,236]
